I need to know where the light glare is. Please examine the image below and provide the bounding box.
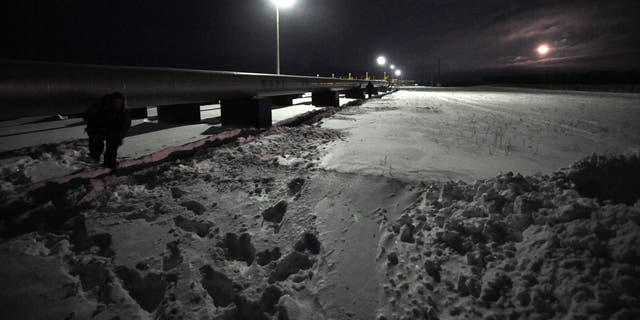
[272,0,296,8]
[537,44,550,56]
[377,56,387,66]
[395,70,402,76]
[390,64,395,69]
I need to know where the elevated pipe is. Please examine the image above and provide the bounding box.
[0,60,388,119]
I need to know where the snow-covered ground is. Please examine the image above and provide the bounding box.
[0,96,328,192]
[1,88,639,320]
[321,88,640,181]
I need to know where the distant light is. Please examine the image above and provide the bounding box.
[390,64,395,69]
[377,56,387,66]
[271,0,296,8]
[395,69,402,76]
[537,44,550,56]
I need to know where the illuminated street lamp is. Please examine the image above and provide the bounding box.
[395,69,402,77]
[389,64,396,81]
[272,0,296,74]
[376,56,388,80]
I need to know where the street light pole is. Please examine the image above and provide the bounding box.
[390,64,395,82]
[276,6,280,75]
[376,55,387,80]
[272,0,295,74]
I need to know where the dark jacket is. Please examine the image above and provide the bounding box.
[84,100,131,141]
[366,82,376,95]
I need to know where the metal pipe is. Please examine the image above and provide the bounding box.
[0,60,388,119]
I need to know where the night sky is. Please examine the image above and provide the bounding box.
[2,0,639,83]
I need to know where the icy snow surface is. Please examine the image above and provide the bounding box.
[1,88,640,320]
[321,88,640,181]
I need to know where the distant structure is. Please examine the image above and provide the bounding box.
[397,79,417,86]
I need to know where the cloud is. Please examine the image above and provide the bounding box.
[402,0,640,73]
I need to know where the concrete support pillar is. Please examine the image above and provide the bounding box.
[157,103,201,123]
[345,88,366,99]
[129,107,148,120]
[312,91,340,107]
[270,96,294,107]
[220,98,272,128]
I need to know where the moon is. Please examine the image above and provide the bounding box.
[537,44,551,56]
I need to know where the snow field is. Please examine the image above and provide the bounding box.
[1,88,639,319]
[321,89,640,181]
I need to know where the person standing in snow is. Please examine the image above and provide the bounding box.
[84,92,132,169]
[366,81,377,98]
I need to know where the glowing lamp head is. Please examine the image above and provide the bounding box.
[390,64,395,69]
[271,0,296,8]
[376,56,387,66]
[537,44,550,56]
[395,70,402,76]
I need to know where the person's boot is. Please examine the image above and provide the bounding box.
[103,153,118,170]
[104,142,119,170]
[103,161,118,170]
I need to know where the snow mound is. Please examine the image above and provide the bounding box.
[566,151,640,205]
[378,154,640,319]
